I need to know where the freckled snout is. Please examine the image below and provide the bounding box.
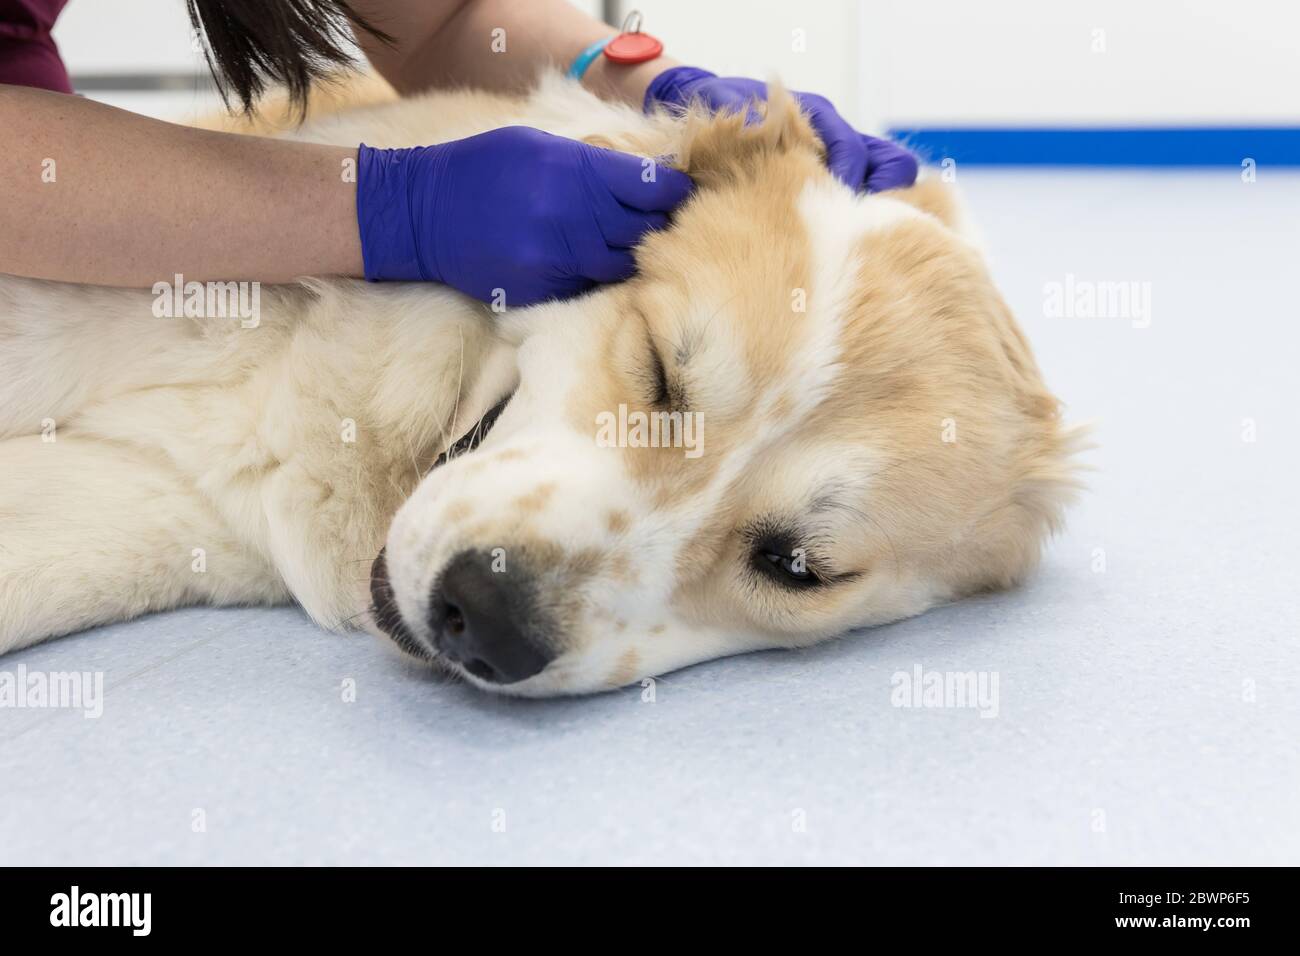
[429,549,554,684]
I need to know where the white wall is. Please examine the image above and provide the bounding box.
[617,0,1300,128]
[52,0,207,75]
[865,0,1300,126]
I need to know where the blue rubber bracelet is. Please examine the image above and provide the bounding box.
[567,37,612,80]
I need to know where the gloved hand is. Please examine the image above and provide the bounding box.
[356,126,694,305]
[645,66,918,194]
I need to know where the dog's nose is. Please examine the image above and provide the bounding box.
[430,550,553,684]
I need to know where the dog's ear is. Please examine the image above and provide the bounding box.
[580,128,676,159]
[887,175,995,254]
[888,177,960,225]
[668,82,823,187]
[580,82,821,189]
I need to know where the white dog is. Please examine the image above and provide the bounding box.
[0,75,1081,695]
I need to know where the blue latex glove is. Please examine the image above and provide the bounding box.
[356,126,693,305]
[645,66,918,194]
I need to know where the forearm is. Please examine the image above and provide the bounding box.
[352,0,679,108]
[0,85,363,287]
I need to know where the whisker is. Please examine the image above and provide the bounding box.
[334,608,373,630]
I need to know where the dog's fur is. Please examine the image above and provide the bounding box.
[0,74,1081,695]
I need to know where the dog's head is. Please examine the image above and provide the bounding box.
[372,88,1082,695]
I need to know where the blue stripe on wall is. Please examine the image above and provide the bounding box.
[884,127,1300,167]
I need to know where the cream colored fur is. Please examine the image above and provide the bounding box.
[0,74,1079,694]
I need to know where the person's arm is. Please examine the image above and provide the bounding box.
[349,0,679,109]
[0,84,363,286]
[0,81,690,302]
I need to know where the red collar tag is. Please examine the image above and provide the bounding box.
[603,10,663,65]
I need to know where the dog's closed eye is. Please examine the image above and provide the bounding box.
[743,520,865,591]
[638,322,689,411]
[755,546,819,586]
[744,523,826,589]
[647,345,671,407]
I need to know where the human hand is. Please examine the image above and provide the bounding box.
[645,66,918,193]
[356,126,694,305]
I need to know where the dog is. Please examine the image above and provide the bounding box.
[0,73,1082,695]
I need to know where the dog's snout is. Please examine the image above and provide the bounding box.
[430,550,553,684]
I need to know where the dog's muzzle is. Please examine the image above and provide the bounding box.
[369,389,556,684]
[369,546,427,659]
[370,547,556,684]
[427,549,554,683]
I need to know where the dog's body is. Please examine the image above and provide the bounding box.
[0,75,1080,694]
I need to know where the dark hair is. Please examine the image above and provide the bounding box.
[185,0,392,114]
